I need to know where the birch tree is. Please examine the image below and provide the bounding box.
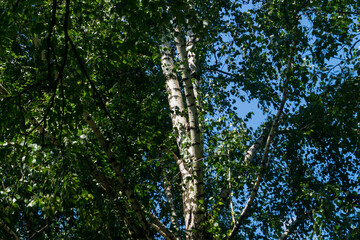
[1,0,360,239]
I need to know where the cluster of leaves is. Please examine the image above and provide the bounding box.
[0,0,359,239]
[0,0,173,238]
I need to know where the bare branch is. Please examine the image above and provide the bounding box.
[29,222,48,239]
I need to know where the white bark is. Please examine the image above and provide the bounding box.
[161,17,205,236]
[186,27,200,106]
[160,40,188,157]
[173,24,205,238]
[244,133,266,164]
[160,37,204,238]
[174,26,202,162]
[160,38,194,233]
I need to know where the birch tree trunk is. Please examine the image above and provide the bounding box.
[160,19,205,239]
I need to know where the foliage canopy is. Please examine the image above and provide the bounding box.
[0,0,359,239]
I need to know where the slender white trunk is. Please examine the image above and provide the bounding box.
[160,2,205,237]
[161,26,205,237]
[160,41,188,155]
[160,40,194,237]
[173,25,204,239]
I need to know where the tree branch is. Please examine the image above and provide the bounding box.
[47,0,56,75]
[0,40,162,240]
[149,213,177,240]
[0,84,144,238]
[278,210,312,240]
[162,145,189,178]
[228,88,289,240]
[0,83,9,95]
[67,32,119,132]
[228,43,295,239]
[244,133,266,164]
[173,25,202,162]
[82,111,153,239]
[83,111,177,239]
[0,219,20,240]
[29,222,48,239]
[205,67,233,76]
[228,168,236,225]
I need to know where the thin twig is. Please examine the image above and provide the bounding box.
[206,67,233,76]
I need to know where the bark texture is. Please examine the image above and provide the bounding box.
[161,20,205,238]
